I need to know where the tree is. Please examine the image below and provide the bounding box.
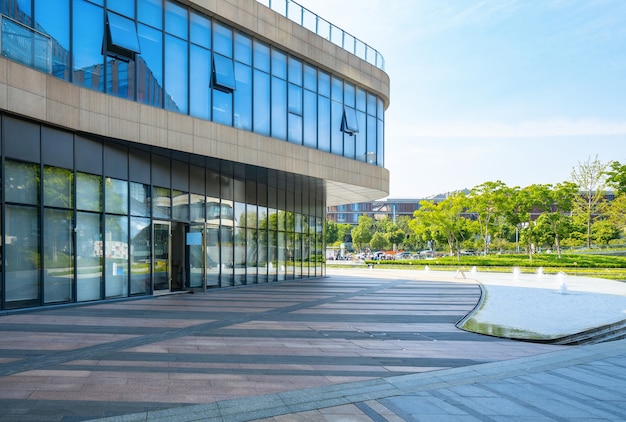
[325,220,339,245]
[351,214,374,252]
[606,161,626,195]
[570,155,611,249]
[370,232,390,251]
[605,194,626,237]
[534,182,578,258]
[468,181,510,255]
[409,192,469,259]
[592,220,620,246]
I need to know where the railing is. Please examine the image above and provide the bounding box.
[258,0,385,71]
[0,14,52,74]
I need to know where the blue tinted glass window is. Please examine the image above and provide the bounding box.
[234,32,252,65]
[318,70,330,97]
[213,22,232,57]
[344,83,355,108]
[138,0,162,29]
[253,40,270,72]
[356,87,366,112]
[137,23,163,107]
[341,106,358,135]
[271,77,287,140]
[253,69,270,136]
[165,35,188,113]
[190,11,210,48]
[367,92,376,116]
[356,111,366,162]
[35,0,70,80]
[288,83,302,115]
[234,62,252,130]
[343,122,355,159]
[73,0,104,91]
[213,90,232,126]
[303,64,316,91]
[367,115,376,162]
[377,118,384,166]
[107,0,133,17]
[271,50,286,79]
[213,54,236,91]
[331,101,343,155]
[317,96,330,152]
[107,11,141,55]
[106,58,133,99]
[190,45,211,119]
[165,0,187,39]
[331,76,342,102]
[378,98,384,118]
[288,113,302,145]
[303,90,317,148]
[288,56,302,86]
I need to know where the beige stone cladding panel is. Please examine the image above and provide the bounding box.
[46,77,80,129]
[6,60,47,121]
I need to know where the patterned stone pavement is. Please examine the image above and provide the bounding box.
[0,268,615,421]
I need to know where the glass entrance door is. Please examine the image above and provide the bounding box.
[153,221,171,293]
[188,224,205,289]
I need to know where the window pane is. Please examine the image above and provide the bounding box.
[5,205,40,309]
[288,83,302,115]
[253,69,270,136]
[271,77,287,140]
[106,58,135,100]
[367,115,377,163]
[344,83,355,108]
[190,45,211,119]
[356,87,366,112]
[213,21,232,57]
[137,24,163,107]
[73,0,104,91]
[331,76,342,102]
[107,11,140,54]
[303,63,316,91]
[356,111,367,162]
[288,113,302,145]
[77,211,103,301]
[213,89,233,126]
[317,96,330,152]
[190,11,210,48]
[234,62,252,130]
[172,190,189,221]
[130,182,150,216]
[165,0,187,39]
[130,217,151,294]
[212,54,236,91]
[318,70,330,97]
[341,106,358,135]
[138,0,162,29]
[367,92,377,116]
[44,166,73,208]
[165,35,189,113]
[5,160,39,205]
[271,49,286,79]
[105,215,128,298]
[377,118,384,166]
[43,209,73,304]
[105,177,129,214]
[303,89,317,148]
[253,40,270,72]
[77,173,102,211]
[153,186,171,218]
[331,101,343,155]
[107,0,134,17]
[288,56,302,85]
[35,0,70,80]
[234,32,252,65]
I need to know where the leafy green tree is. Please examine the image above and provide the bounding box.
[571,155,611,249]
[370,232,390,251]
[468,180,510,255]
[504,185,543,260]
[605,194,626,237]
[606,161,626,195]
[387,228,407,251]
[351,214,374,252]
[534,182,578,258]
[409,192,469,258]
[325,220,339,245]
[592,220,621,246]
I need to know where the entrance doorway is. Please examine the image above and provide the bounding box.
[152,221,187,294]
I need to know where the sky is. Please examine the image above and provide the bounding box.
[294,0,626,199]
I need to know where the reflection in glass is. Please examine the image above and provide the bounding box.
[105,215,128,298]
[234,226,246,285]
[220,227,233,286]
[190,45,210,119]
[253,69,270,135]
[190,11,210,48]
[43,208,73,303]
[130,217,151,294]
[234,62,252,130]
[35,0,70,79]
[130,182,150,216]
[137,23,163,107]
[138,0,162,29]
[105,177,128,214]
[153,222,170,291]
[172,190,189,221]
[165,0,187,39]
[303,90,317,148]
[77,172,102,211]
[5,160,39,205]
[318,96,330,152]
[152,186,171,218]
[76,211,102,301]
[213,21,232,57]
[165,35,188,113]
[73,0,104,91]
[5,205,40,308]
[271,77,287,140]
[234,32,252,65]
[213,89,232,126]
[205,225,220,287]
[188,224,204,288]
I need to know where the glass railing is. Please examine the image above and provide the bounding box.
[257,0,385,71]
[0,14,51,74]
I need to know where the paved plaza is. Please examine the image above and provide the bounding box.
[0,268,625,421]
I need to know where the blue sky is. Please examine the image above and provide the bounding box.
[295,0,626,198]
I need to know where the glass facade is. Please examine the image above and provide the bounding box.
[0,0,385,166]
[0,116,326,309]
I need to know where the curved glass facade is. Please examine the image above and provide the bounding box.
[0,0,385,166]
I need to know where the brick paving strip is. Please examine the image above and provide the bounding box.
[0,270,562,421]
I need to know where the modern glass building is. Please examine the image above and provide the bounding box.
[0,0,390,310]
